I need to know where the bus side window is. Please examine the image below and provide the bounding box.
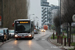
[31,24,33,31]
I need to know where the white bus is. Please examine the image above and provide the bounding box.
[14,19,34,40]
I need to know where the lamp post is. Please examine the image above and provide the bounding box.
[28,14,34,19]
[33,16,38,28]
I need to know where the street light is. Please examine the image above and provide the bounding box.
[33,16,38,28]
[28,14,34,19]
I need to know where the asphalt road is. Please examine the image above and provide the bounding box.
[0,30,62,50]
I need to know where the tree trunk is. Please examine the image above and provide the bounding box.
[57,26,60,36]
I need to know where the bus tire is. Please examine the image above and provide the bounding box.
[31,37,34,39]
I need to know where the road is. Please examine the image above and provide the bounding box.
[0,30,62,50]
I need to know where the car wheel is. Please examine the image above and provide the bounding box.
[2,39,4,42]
[16,38,19,40]
[7,38,9,40]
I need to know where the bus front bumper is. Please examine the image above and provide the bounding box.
[15,36,32,38]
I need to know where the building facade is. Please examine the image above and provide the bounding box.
[0,0,28,29]
[41,0,51,28]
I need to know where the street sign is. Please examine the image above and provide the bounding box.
[72,14,75,22]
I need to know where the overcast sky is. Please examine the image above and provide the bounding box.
[28,0,59,27]
[47,0,59,6]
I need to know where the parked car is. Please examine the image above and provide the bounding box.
[9,30,14,38]
[0,28,9,42]
[34,29,38,34]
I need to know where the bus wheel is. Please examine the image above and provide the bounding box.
[31,37,34,39]
[32,37,34,39]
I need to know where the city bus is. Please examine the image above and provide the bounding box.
[13,19,34,40]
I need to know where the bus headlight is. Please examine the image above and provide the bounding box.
[28,34,32,37]
[15,35,18,37]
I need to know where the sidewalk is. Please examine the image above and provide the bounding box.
[48,31,75,50]
[0,39,14,47]
[0,42,4,46]
[64,33,75,42]
[49,38,74,50]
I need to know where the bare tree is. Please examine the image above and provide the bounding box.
[61,0,75,42]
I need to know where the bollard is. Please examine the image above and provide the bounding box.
[56,32,57,36]
[63,32,64,36]
[64,38,66,46]
[57,36,59,43]
[68,38,70,47]
[57,36,58,43]
[61,36,63,45]
[58,36,60,43]
[59,36,61,43]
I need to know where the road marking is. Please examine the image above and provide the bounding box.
[41,39,45,40]
[46,49,49,50]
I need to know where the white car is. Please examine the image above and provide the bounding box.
[41,29,46,32]
[9,30,14,37]
[34,29,38,34]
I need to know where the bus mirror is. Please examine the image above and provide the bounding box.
[12,23,14,27]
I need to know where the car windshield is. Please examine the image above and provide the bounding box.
[0,30,3,33]
[15,23,30,33]
[9,30,14,33]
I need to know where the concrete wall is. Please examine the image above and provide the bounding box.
[0,0,1,16]
[0,0,28,29]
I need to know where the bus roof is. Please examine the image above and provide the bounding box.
[14,19,30,21]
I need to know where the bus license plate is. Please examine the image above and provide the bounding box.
[21,36,25,38]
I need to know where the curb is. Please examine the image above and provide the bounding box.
[0,39,14,47]
[47,35,67,50]
[0,42,3,47]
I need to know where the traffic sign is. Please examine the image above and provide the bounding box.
[72,15,75,22]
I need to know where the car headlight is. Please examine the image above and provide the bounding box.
[15,35,18,37]
[28,34,32,37]
[41,30,43,31]
[44,30,45,31]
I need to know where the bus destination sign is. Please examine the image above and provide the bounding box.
[20,21,28,23]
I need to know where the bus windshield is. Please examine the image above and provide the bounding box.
[15,23,30,33]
